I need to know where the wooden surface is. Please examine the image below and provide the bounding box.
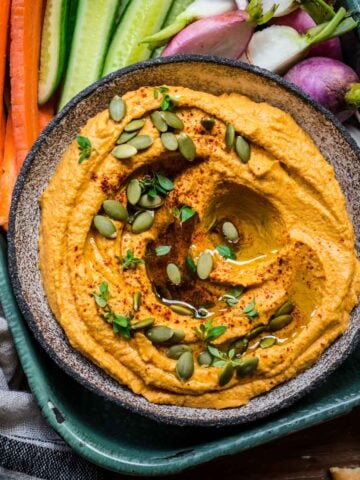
[109,407,360,480]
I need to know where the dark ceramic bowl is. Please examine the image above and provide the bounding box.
[8,56,360,427]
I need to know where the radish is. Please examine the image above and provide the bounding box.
[272,9,342,60]
[235,0,248,9]
[260,0,296,17]
[142,0,236,48]
[285,57,360,122]
[241,7,357,73]
[162,10,254,58]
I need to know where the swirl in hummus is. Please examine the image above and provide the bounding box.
[39,86,360,409]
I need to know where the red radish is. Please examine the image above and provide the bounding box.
[261,0,296,17]
[142,0,236,48]
[241,7,356,73]
[272,9,342,60]
[285,57,360,121]
[235,0,248,9]
[162,11,253,58]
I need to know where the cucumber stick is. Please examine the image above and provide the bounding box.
[152,0,194,58]
[38,0,70,105]
[103,0,174,76]
[58,0,119,111]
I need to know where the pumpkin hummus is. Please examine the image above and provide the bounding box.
[39,86,360,409]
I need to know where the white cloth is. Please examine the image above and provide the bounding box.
[0,307,103,479]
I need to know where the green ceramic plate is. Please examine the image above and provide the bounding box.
[1,233,360,475]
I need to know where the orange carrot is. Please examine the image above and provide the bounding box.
[0,113,16,230]
[39,101,55,133]
[10,0,44,172]
[0,0,11,161]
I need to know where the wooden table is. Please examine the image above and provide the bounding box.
[110,407,360,479]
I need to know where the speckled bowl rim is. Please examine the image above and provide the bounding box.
[7,55,360,427]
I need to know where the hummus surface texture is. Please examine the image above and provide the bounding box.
[39,86,360,409]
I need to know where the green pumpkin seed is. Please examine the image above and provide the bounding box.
[102,200,128,221]
[269,314,293,332]
[167,344,192,359]
[233,337,248,355]
[131,211,154,234]
[170,304,194,316]
[93,215,116,239]
[151,111,168,132]
[126,179,142,205]
[116,131,138,145]
[127,135,153,150]
[178,133,196,161]
[171,328,185,344]
[176,351,194,381]
[161,132,178,151]
[201,117,215,130]
[112,144,137,159]
[235,135,251,163]
[222,221,239,242]
[260,336,277,349]
[273,301,294,317]
[131,318,154,331]
[225,124,235,149]
[197,252,213,280]
[138,194,163,209]
[236,356,259,377]
[161,111,184,130]
[197,307,209,318]
[146,325,174,343]
[246,325,266,340]
[133,291,141,311]
[124,118,145,132]
[219,363,234,386]
[198,351,212,366]
[166,263,182,285]
[109,95,126,122]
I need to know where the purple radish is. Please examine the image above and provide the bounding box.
[162,11,254,58]
[272,9,342,60]
[285,57,360,121]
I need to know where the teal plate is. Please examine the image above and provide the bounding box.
[1,233,360,476]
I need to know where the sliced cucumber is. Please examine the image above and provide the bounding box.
[58,0,119,111]
[152,0,194,58]
[38,0,70,105]
[102,0,173,76]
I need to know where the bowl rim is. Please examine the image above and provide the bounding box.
[7,54,360,427]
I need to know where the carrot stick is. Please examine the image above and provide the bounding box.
[39,101,55,133]
[10,0,44,171]
[0,0,11,161]
[0,113,16,230]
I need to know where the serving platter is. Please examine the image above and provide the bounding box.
[1,234,360,475]
[7,56,360,426]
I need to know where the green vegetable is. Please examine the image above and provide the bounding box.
[243,297,259,320]
[58,0,119,110]
[194,319,227,343]
[102,0,173,76]
[174,205,196,223]
[119,250,144,270]
[76,135,92,163]
[93,281,133,338]
[216,245,236,260]
[38,0,75,105]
